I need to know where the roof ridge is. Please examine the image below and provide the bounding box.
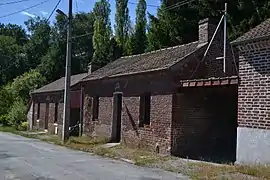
[232,18,270,44]
[120,41,199,59]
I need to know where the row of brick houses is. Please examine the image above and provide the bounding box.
[28,73,87,135]
[27,18,270,165]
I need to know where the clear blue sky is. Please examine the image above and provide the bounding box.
[0,0,159,30]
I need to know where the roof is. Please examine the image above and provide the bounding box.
[82,41,204,81]
[232,18,270,45]
[31,73,87,94]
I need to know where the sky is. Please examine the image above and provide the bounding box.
[0,0,160,30]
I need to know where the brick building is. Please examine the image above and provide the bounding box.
[81,18,239,163]
[232,18,270,164]
[27,73,87,135]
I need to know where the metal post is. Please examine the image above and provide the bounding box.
[79,86,84,136]
[223,2,227,73]
[62,0,72,143]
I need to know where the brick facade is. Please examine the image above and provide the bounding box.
[82,18,238,160]
[237,39,270,129]
[171,86,237,162]
[235,39,270,165]
[83,93,173,154]
[30,91,80,135]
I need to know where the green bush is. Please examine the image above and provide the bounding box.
[7,99,27,129]
[7,69,46,103]
[19,121,28,131]
[0,115,10,126]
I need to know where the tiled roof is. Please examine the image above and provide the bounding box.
[31,73,87,94]
[82,41,203,81]
[232,18,270,44]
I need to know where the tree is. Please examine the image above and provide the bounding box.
[23,17,51,70]
[72,12,95,73]
[115,0,131,55]
[92,0,112,67]
[0,35,24,86]
[147,0,270,52]
[6,69,46,103]
[0,23,28,45]
[131,0,147,54]
[37,13,67,82]
[147,0,198,51]
[37,12,95,82]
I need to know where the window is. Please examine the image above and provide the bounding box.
[139,93,151,127]
[92,96,99,121]
[54,103,58,123]
[37,103,40,119]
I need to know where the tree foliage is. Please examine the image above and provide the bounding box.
[6,69,46,103]
[115,0,131,55]
[147,0,270,51]
[131,0,147,54]
[92,0,112,67]
[0,35,24,86]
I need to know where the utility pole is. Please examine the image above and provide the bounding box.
[223,2,227,73]
[62,0,72,143]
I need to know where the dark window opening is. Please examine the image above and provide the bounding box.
[92,96,99,121]
[54,103,58,123]
[37,103,40,119]
[139,93,151,127]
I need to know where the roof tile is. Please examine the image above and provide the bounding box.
[31,73,87,94]
[233,18,270,44]
[82,41,202,81]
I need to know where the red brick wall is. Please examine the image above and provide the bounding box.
[47,102,64,135]
[121,95,172,153]
[84,94,173,154]
[83,96,113,138]
[237,40,270,130]
[32,100,64,135]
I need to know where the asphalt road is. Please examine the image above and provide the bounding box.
[0,132,189,180]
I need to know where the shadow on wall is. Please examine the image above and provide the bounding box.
[123,101,139,137]
[171,86,238,164]
[242,44,270,76]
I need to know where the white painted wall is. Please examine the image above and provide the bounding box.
[237,127,270,165]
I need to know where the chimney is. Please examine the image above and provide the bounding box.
[88,62,101,74]
[88,64,92,74]
[198,18,217,45]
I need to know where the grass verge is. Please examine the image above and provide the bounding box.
[1,126,270,180]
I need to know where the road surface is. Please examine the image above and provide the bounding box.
[0,132,188,180]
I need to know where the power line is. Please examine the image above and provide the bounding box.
[163,0,196,11]
[0,0,51,19]
[72,32,93,39]
[0,0,33,6]
[128,2,158,8]
[46,0,62,22]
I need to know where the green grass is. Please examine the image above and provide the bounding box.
[0,126,18,133]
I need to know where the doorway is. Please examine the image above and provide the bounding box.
[111,92,123,143]
[171,85,238,163]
